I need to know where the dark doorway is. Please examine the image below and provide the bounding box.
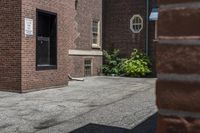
[36,9,57,70]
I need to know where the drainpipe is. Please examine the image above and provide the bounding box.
[145,0,149,55]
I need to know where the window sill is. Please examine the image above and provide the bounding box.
[92,44,101,49]
[36,65,57,71]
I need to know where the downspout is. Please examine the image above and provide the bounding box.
[145,0,149,55]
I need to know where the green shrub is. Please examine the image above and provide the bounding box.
[120,49,152,77]
[103,49,122,75]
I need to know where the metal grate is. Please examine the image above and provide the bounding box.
[84,59,92,77]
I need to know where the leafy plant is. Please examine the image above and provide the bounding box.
[120,49,152,77]
[103,49,122,75]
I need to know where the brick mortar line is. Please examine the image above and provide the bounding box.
[160,2,200,10]
[158,74,200,82]
[159,39,200,45]
[159,109,200,119]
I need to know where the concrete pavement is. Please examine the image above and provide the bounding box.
[0,76,157,133]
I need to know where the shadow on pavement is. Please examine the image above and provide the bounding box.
[69,113,158,133]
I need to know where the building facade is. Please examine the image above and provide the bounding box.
[103,0,157,74]
[0,0,77,92]
[0,0,157,92]
[0,0,102,92]
[68,0,103,77]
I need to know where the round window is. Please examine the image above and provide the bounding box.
[130,15,143,33]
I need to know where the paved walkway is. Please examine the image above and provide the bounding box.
[0,77,157,133]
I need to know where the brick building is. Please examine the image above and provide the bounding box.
[0,0,77,92]
[103,0,158,74]
[69,0,103,77]
[0,0,157,92]
[0,0,102,92]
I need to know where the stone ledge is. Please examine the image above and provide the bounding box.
[69,49,103,56]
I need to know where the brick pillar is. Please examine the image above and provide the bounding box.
[156,1,200,133]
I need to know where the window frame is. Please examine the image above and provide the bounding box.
[130,14,143,33]
[91,20,101,49]
[84,59,93,77]
[36,9,58,71]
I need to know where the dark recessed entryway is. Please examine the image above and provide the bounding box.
[36,9,57,70]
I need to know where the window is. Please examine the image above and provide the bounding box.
[92,20,100,48]
[84,59,92,76]
[130,15,143,33]
[36,9,57,70]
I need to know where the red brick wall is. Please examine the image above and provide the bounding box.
[102,0,157,75]
[69,56,102,77]
[74,0,102,50]
[103,0,147,57]
[21,0,77,91]
[156,0,200,132]
[0,0,21,92]
[69,0,103,77]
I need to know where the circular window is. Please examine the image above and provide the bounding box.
[130,15,143,33]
